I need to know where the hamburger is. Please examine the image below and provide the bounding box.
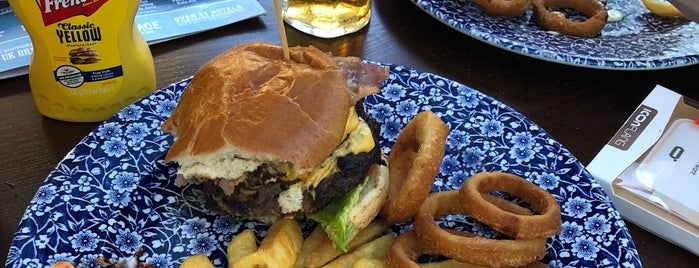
[161,42,390,252]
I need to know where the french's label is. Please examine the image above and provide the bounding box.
[609,104,657,151]
[56,22,103,44]
[37,0,109,26]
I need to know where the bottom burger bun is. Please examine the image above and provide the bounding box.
[160,42,390,252]
[347,164,389,240]
[310,163,389,250]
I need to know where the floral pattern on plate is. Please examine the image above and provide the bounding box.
[7,64,641,268]
[411,0,699,70]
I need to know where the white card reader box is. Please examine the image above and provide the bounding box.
[588,85,699,255]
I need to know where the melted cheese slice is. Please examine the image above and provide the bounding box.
[284,107,376,188]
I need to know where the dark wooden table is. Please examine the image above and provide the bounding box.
[2,0,698,266]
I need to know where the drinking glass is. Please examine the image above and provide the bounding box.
[283,0,371,38]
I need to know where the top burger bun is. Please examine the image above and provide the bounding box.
[164,42,353,173]
[161,42,390,250]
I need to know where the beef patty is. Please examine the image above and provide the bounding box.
[203,101,384,221]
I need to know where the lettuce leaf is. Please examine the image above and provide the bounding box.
[309,178,369,253]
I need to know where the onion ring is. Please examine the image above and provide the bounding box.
[387,231,549,268]
[386,230,476,268]
[413,190,547,267]
[531,0,608,37]
[379,111,449,224]
[470,0,533,17]
[386,231,434,268]
[459,172,562,239]
[482,193,533,216]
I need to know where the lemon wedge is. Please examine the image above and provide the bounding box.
[642,0,688,18]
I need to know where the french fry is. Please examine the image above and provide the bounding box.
[227,229,257,268]
[305,220,390,267]
[351,258,386,268]
[642,0,687,18]
[293,225,328,268]
[233,219,303,268]
[320,234,394,268]
[179,254,215,268]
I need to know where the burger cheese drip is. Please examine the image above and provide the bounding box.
[210,107,374,198]
[282,107,376,189]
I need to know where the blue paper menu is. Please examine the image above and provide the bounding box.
[0,0,266,80]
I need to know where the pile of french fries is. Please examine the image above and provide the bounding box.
[180,219,394,268]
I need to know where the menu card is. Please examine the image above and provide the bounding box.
[0,0,266,80]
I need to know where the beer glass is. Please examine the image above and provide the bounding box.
[283,0,371,38]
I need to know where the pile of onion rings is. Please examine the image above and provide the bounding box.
[469,0,610,37]
[376,111,561,267]
[379,111,449,224]
[384,172,561,267]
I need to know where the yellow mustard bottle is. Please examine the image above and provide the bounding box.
[9,0,156,122]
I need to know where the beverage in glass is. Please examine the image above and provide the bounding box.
[283,0,371,38]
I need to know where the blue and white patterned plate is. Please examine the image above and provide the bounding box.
[6,64,641,267]
[411,0,699,70]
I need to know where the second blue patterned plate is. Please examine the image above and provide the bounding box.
[411,0,699,70]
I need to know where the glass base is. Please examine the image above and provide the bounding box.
[284,10,371,39]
